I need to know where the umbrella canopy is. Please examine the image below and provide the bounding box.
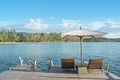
[61,27,107,65]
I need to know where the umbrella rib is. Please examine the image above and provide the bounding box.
[90,35,96,38]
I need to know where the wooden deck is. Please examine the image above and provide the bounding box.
[0,65,120,80]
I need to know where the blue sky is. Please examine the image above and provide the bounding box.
[0,0,120,38]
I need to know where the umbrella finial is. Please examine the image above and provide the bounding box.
[80,26,82,30]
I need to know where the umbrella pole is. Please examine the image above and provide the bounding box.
[80,37,83,66]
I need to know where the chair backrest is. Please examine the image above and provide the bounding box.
[87,58,103,69]
[61,58,75,69]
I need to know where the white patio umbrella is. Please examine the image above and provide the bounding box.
[61,27,107,65]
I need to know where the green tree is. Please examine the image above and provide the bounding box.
[9,29,18,42]
[1,29,8,42]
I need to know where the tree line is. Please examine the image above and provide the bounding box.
[0,29,120,42]
[0,29,62,42]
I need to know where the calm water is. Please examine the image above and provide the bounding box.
[0,42,120,76]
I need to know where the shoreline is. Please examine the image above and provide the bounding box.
[0,42,17,44]
[0,42,119,44]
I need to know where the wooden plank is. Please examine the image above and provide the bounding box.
[0,66,120,80]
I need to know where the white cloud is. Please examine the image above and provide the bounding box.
[24,18,48,30]
[85,20,120,38]
[87,22,106,30]
[104,32,120,38]
[0,19,120,38]
[0,21,8,28]
[106,20,120,28]
[87,20,120,30]
[60,19,120,38]
[61,19,82,30]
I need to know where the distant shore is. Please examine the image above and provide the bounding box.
[0,42,17,44]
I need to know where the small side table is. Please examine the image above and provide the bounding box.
[76,63,88,74]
